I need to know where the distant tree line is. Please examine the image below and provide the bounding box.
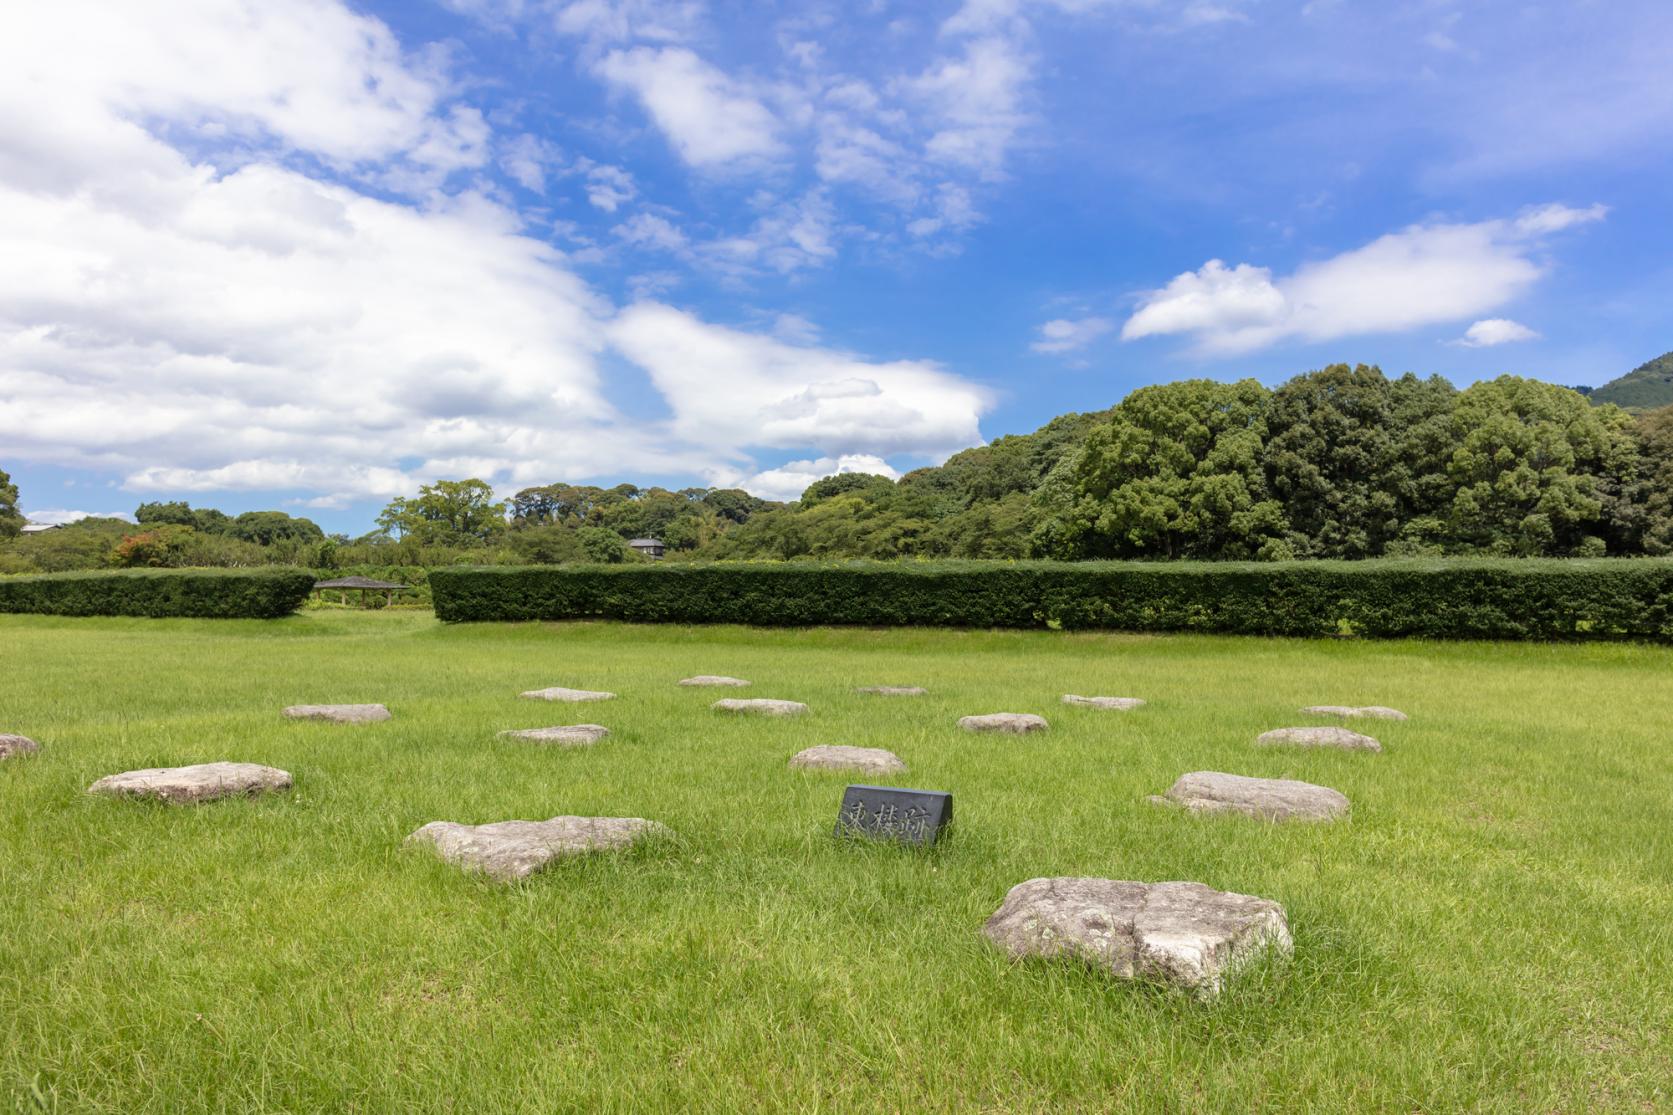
[3,367,1672,575]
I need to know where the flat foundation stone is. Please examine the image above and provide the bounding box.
[857,686,928,697]
[1257,726,1382,752]
[982,877,1291,997]
[959,713,1049,734]
[498,725,610,746]
[713,698,807,716]
[0,734,40,760]
[407,816,669,882]
[88,762,292,804]
[283,703,391,723]
[1301,705,1408,721]
[1061,695,1145,711]
[520,687,615,702]
[680,675,750,687]
[789,745,907,775]
[1156,771,1349,822]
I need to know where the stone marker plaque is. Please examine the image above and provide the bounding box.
[835,784,952,846]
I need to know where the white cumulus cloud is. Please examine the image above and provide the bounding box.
[608,303,991,461]
[0,0,993,507]
[1122,204,1604,354]
[1457,318,1540,347]
[733,454,901,502]
[19,509,134,526]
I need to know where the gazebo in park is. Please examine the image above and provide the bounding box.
[312,575,414,608]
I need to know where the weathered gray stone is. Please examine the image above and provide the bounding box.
[407,816,670,882]
[857,686,928,697]
[1061,695,1145,711]
[982,877,1291,997]
[282,703,391,723]
[1301,704,1408,721]
[789,745,907,775]
[519,686,615,703]
[958,713,1049,734]
[0,734,40,760]
[1156,771,1349,822]
[497,725,610,746]
[88,762,292,804]
[679,675,750,687]
[712,698,807,716]
[1257,726,1382,752]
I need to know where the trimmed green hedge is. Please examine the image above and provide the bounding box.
[0,568,316,619]
[430,559,1673,641]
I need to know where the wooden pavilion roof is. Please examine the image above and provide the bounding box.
[313,576,413,591]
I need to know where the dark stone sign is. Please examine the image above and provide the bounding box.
[835,784,952,846]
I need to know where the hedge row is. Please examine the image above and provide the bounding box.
[430,559,1673,641]
[0,568,316,619]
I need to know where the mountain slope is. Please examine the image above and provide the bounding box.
[1592,351,1673,411]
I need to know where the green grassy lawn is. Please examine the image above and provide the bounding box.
[3,611,1671,1113]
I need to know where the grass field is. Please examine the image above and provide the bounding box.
[3,611,1672,1113]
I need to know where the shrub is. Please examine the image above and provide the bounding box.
[429,559,1673,641]
[0,568,316,618]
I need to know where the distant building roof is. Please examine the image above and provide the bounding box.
[314,576,413,591]
[19,523,59,534]
[627,538,663,547]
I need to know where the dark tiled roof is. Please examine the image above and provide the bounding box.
[314,576,412,590]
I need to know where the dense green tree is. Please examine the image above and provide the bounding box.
[700,488,766,524]
[0,467,21,539]
[227,510,324,546]
[1262,365,1458,558]
[134,501,238,535]
[1033,379,1288,560]
[799,473,897,505]
[135,501,198,527]
[576,526,633,563]
[505,523,587,564]
[1443,376,1637,555]
[1632,404,1673,554]
[597,487,689,540]
[922,492,1035,558]
[377,479,506,544]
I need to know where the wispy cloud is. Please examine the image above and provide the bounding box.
[1032,316,1115,354]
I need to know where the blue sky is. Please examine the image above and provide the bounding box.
[2,0,1669,533]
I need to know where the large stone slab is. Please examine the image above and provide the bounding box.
[498,725,610,746]
[712,698,807,717]
[679,675,750,687]
[1061,695,1145,711]
[1156,771,1349,822]
[88,762,292,804]
[283,703,391,723]
[789,745,907,775]
[407,816,669,882]
[982,877,1291,997]
[1257,726,1382,752]
[1301,705,1408,722]
[520,686,615,703]
[958,713,1048,734]
[856,686,928,697]
[0,734,40,760]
